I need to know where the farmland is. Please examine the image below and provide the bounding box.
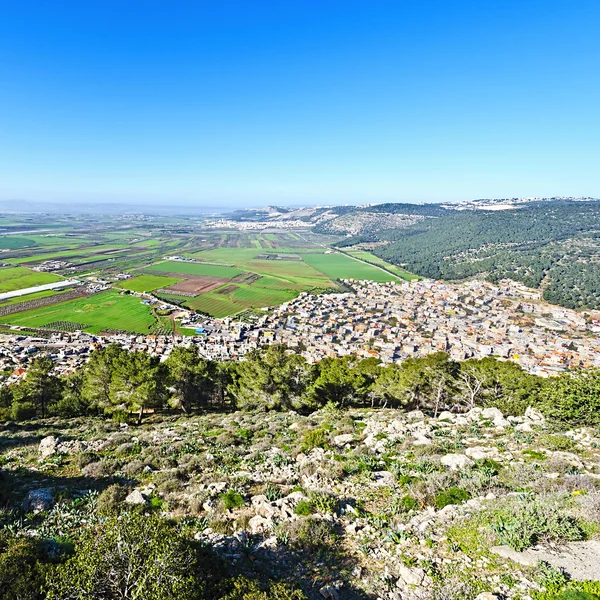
[119,274,182,293]
[0,267,63,293]
[344,250,420,280]
[301,252,401,282]
[146,261,243,278]
[0,290,157,334]
[0,214,417,322]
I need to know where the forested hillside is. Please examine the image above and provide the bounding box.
[333,201,600,310]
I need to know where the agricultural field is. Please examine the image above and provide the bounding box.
[0,266,63,293]
[118,274,182,293]
[0,236,36,249]
[345,250,420,280]
[0,290,157,334]
[146,261,243,278]
[302,252,401,282]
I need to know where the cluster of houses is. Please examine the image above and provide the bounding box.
[2,278,600,383]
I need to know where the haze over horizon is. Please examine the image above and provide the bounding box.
[1,1,599,207]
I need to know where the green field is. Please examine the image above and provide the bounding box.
[346,251,419,280]
[119,274,182,292]
[0,289,68,308]
[0,267,63,293]
[0,290,157,334]
[146,261,243,278]
[302,253,400,282]
[0,237,36,250]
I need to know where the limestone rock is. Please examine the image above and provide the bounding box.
[397,565,425,586]
[23,488,54,513]
[525,406,545,423]
[125,489,147,505]
[319,585,340,600]
[333,433,354,446]
[39,435,58,458]
[440,453,473,471]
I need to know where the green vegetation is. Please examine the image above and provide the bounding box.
[0,236,35,249]
[0,290,157,334]
[302,252,400,281]
[0,267,62,293]
[147,261,243,278]
[118,274,182,292]
[338,201,600,310]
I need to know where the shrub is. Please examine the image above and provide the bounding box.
[300,428,329,452]
[0,534,48,600]
[294,500,313,516]
[220,490,245,510]
[275,517,336,551]
[221,576,307,600]
[435,487,471,509]
[263,484,282,502]
[46,513,204,600]
[309,491,338,514]
[96,484,127,515]
[491,498,585,551]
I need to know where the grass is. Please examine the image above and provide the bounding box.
[346,251,419,280]
[302,252,400,282]
[146,261,243,278]
[0,267,63,293]
[118,274,182,293]
[0,290,157,334]
[0,236,36,249]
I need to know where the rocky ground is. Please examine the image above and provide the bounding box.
[1,405,600,600]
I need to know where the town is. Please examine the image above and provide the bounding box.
[2,277,599,383]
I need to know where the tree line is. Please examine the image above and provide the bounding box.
[2,344,598,425]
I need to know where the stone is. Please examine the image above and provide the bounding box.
[525,406,545,423]
[465,446,496,460]
[333,433,354,446]
[437,411,455,422]
[319,586,339,600]
[39,435,58,458]
[481,407,509,427]
[515,422,533,432]
[125,489,147,505]
[22,488,54,513]
[397,565,425,586]
[372,471,396,486]
[474,594,499,600]
[248,515,272,534]
[440,453,474,470]
[405,410,425,421]
[490,545,538,567]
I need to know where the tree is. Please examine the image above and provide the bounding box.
[16,356,62,418]
[230,345,311,410]
[309,357,380,408]
[52,370,89,417]
[372,353,458,414]
[81,345,126,414]
[166,346,212,413]
[109,352,168,424]
[541,368,600,426]
[46,514,201,600]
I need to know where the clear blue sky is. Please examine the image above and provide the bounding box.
[1,0,599,207]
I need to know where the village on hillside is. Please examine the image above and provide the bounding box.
[1,278,599,383]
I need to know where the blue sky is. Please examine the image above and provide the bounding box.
[1,0,599,207]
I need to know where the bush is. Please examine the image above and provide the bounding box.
[300,428,329,452]
[221,576,307,600]
[294,500,313,516]
[46,513,205,600]
[0,534,48,600]
[491,498,586,551]
[275,517,336,551]
[96,484,127,515]
[220,490,245,510]
[435,487,471,509]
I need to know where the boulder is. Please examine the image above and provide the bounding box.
[38,436,58,458]
[333,433,354,447]
[437,411,455,422]
[481,407,509,427]
[124,489,147,505]
[525,406,545,423]
[397,565,425,586]
[319,586,340,600]
[248,515,272,534]
[22,488,54,513]
[405,410,425,421]
[474,594,499,600]
[372,471,395,486]
[440,453,473,471]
